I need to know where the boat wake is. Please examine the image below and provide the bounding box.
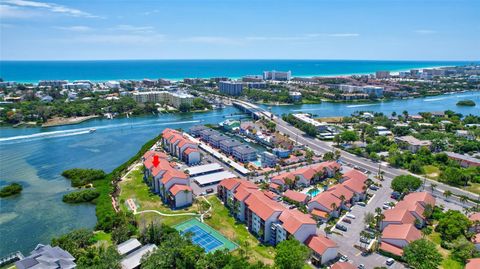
[424,97,448,102]
[0,119,202,144]
[346,103,378,108]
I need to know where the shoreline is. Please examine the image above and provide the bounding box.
[2,63,470,84]
[41,115,99,127]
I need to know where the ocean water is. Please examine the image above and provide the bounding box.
[0,60,473,83]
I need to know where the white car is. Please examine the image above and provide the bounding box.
[346,214,356,219]
[386,258,395,266]
[339,256,348,263]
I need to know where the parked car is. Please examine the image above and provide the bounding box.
[391,191,401,200]
[386,258,395,266]
[382,204,391,210]
[346,213,356,219]
[342,218,352,224]
[358,264,366,269]
[369,185,379,191]
[339,255,349,263]
[360,237,371,244]
[205,188,214,194]
[356,202,366,207]
[335,224,348,232]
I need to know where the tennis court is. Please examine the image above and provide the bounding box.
[175,218,237,253]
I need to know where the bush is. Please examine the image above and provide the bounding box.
[391,175,422,194]
[62,189,100,203]
[0,183,23,197]
[456,100,476,106]
[62,168,106,187]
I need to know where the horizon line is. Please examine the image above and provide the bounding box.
[1,58,478,62]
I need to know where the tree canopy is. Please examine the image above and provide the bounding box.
[274,238,310,269]
[403,239,442,269]
[391,175,422,194]
[435,210,472,242]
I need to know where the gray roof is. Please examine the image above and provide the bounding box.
[233,145,257,155]
[199,128,219,136]
[117,238,142,256]
[445,152,480,164]
[189,125,208,132]
[15,244,75,269]
[185,163,223,176]
[120,244,157,269]
[209,133,229,142]
[220,139,243,148]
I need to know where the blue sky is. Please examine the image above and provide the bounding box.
[0,0,479,60]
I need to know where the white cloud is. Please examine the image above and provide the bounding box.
[0,4,36,18]
[68,34,165,44]
[3,0,98,18]
[54,25,92,32]
[180,36,242,45]
[111,25,156,34]
[415,29,437,34]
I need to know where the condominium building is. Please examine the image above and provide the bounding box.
[219,81,244,96]
[376,71,391,79]
[263,70,292,81]
[131,91,194,108]
[232,145,257,163]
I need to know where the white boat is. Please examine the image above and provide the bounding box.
[89,128,96,133]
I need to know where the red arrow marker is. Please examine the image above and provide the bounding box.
[152,155,160,168]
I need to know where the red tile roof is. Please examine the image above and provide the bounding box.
[305,235,337,255]
[218,178,242,191]
[269,183,281,190]
[328,185,354,201]
[342,169,368,182]
[183,148,198,155]
[341,175,366,193]
[310,191,342,212]
[169,184,192,196]
[293,167,316,180]
[379,241,404,256]
[403,192,435,207]
[279,209,316,234]
[234,187,256,202]
[161,169,188,184]
[311,161,341,173]
[283,190,308,203]
[466,258,480,269]
[311,209,329,219]
[383,208,416,224]
[395,200,426,220]
[470,212,480,222]
[245,191,284,221]
[382,223,421,243]
[331,262,356,269]
[262,190,280,200]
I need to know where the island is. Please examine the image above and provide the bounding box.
[457,100,476,106]
[0,183,23,197]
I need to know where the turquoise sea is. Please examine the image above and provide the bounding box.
[0,60,474,82]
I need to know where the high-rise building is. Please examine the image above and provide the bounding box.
[263,70,292,81]
[219,81,244,96]
[375,71,391,79]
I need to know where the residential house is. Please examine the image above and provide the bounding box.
[283,190,309,205]
[169,184,193,208]
[395,135,431,153]
[261,151,278,168]
[245,191,285,243]
[456,130,476,140]
[208,133,229,148]
[162,128,200,165]
[15,244,76,269]
[219,139,243,155]
[308,192,342,221]
[189,125,208,137]
[271,209,317,244]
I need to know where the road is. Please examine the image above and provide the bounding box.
[271,115,478,206]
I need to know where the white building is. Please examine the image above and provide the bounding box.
[132,91,194,108]
[263,70,291,81]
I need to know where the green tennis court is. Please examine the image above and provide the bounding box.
[175,218,237,253]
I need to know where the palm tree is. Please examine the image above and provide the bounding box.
[459,195,468,206]
[430,183,437,193]
[334,150,341,161]
[443,190,452,201]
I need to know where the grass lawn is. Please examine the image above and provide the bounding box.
[464,183,480,195]
[427,231,464,269]
[423,165,440,179]
[92,231,112,244]
[204,196,276,265]
[118,167,198,227]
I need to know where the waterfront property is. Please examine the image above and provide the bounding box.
[131,91,194,108]
[143,150,193,209]
[271,161,341,190]
[232,145,257,163]
[219,81,244,96]
[162,128,201,165]
[15,244,75,269]
[394,135,432,153]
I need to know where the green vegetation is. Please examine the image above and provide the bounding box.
[243,88,302,104]
[435,210,471,243]
[0,183,22,197]
[62,189,100,203]
[282,114,318,136]
[390,175,422,194]
[62,168,106,187]
[403,239,443,269]
[205,196,276,264]
[456,100,476,106]
[274,239,310,269]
